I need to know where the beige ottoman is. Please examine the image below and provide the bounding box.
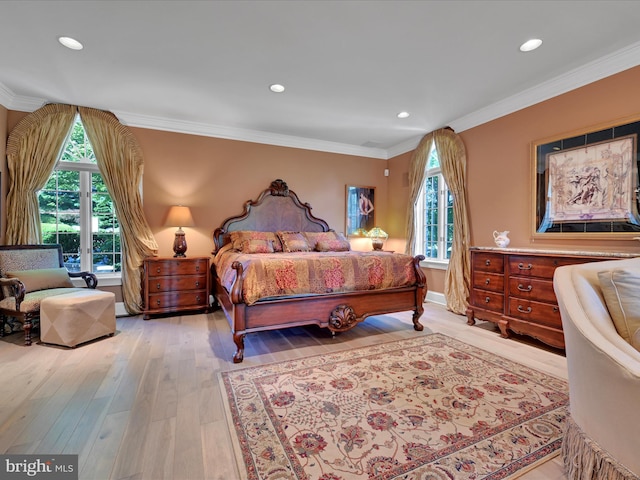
[40,289,116,347]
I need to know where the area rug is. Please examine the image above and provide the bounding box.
[220,333,568,479]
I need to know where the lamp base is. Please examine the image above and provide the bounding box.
[173,230,188,257]
[371,239,384,251]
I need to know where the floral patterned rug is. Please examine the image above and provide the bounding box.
[220,333,568,480]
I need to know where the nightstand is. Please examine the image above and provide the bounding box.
[142,256,210,319]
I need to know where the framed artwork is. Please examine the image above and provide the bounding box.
[345,185,376,236]
[532,117,640,238]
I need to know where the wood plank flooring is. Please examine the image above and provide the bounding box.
[0,303,568,479]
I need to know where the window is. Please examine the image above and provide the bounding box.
[415,143,453,263]
[39,116,121,275]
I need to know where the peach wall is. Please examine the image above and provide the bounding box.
[388,65,640,298]
[131,128,389,258]
[462,65,640,254]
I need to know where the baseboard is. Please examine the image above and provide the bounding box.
[426,291,446,306]
[115,302,129,317]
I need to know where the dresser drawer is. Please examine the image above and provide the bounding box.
[507,298,561,328]
[147,290,209,310]
[471,288,504,313]
[147,274,208,293]
[146,258,208,277]
[472,252,504,274]
[508,277,556,303]
[472,271,504,293]
[508,255,582,279]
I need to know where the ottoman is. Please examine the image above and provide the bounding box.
[40,289,116,347]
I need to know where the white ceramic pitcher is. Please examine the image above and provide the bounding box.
[493,230,510,248]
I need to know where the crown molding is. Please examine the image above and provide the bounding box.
[113,110,389,159]
[448,40,640,134]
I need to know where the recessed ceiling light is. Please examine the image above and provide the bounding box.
[58,36,83,50]
[269,84,285,93]
[397,111,410,119]
[519,38,542,52]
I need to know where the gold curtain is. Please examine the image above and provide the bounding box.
[434,129,470,315]
[5,104,76,244]
[78,107,158,314]
[405,128,471,315]
[404,131,435,257]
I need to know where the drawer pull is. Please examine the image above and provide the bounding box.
[156,267,161,274]
[196,265,200,272]
[517,284,532,292]
[156,299,161,306]
[485,259,491,266]
[517,305,532,314]
[518,263,533,270]
[553,306,559,313]
[196,295,201,302]
[485,278,490,285]
[156,282,161,290]
[195,281,200,288]
[484,296,491,304]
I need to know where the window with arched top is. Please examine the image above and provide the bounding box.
[414,143,453,263]
[38,115,122,275]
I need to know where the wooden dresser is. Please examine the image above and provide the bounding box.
[143,256,210,319]
[466,248,634,349]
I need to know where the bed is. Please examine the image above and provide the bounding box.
[211,179,428,362]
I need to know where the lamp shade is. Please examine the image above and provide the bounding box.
[164,205,195,228]
[367,227,388,240]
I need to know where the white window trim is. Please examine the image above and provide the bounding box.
[415,171,451,264]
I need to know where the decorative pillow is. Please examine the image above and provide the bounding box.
[5,267,74,294]
[303,231,340,250]
[598,266,640,350]
[229,230,282,252]
[239,239,275,254]
[277,231,311,252]
[314,233,351,252]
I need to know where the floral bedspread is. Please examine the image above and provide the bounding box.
[214,250,418,305]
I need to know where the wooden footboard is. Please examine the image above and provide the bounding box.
[212,255,427,363]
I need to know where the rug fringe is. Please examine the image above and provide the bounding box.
[562,416,639,480]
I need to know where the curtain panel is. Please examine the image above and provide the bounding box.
[79,107,158,314]
[5,103,76,244]
[405,128,471,315]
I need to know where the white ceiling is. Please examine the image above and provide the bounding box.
[2,0,640,159]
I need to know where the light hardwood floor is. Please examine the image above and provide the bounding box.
[0,302,568,480]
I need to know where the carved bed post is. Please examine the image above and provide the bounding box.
[411,255,427,331]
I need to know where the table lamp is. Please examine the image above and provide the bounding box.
[165,205,195,257]
[367,227,388,251]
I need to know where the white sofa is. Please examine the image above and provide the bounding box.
[554,257,640,479]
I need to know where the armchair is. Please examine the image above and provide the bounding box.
[0,244,97,346]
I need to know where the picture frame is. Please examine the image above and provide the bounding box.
[345,185,376,237]
[532,117,640,239]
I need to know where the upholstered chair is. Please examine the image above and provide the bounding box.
[0,244,97,346]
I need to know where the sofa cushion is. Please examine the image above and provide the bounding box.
[5,268,74,294]
[598,266,640,350]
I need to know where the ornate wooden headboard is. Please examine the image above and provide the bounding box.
[212,179,331,252]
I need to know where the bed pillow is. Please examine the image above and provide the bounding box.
[277,231,311,252]
[313,232,351,252]
[597,266,640,350]
[239,239,275,254]
[5,267,74,294]
[303,231,346,250]
[229,230,282,252]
